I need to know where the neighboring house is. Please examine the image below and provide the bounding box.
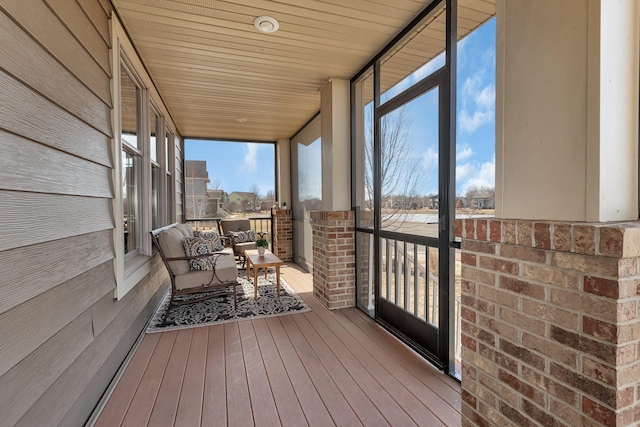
[227,191,257,212]
[429,195,439,210]
[470,195,495,209]
[206,189,226,217]
[185,160,210,218]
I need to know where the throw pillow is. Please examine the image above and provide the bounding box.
[182,236,216,270]
[194,230,225,251]
[230,230,256,243]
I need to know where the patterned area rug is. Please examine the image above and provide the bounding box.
[146,273,311,333]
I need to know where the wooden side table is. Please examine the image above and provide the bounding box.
[244,249,284,299]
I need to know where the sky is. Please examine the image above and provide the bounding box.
[184,17,496,200]
[185,140,275,198]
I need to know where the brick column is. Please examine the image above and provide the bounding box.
[310,211,356,309]
[457,218,640,427]
[272,209,292,261]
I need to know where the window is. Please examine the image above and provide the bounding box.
[150,109,160,229]
[120,66,141,258]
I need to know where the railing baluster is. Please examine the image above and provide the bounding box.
[385,239,391,300]
[394,240,400,305]
[425,246,430,322]
[414,243,419,317]
[404,241,410,311]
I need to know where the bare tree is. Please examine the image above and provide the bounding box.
[365,106,426,229]
[185,169,208,219]
[208,177,222,190]
[248,184,261,212]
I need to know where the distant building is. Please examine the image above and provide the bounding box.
[185,160,210,219]
[227,191,256,212]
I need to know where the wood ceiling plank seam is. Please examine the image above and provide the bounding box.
[135,45,354,78]
[116,5,393,51]
[267,0,421,21]
[157,90,319,105]
[152,68,322,88]
[458,0,496,15]
[127,24,373,65]
[150,78,319,95]
[131,36,366,72]
[140,58,329,83]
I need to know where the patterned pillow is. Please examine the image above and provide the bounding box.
[182,237,216,270]
[194,230,225,251]
[230,230,255,243]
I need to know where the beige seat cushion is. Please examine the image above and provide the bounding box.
[174,223,194,238]
[234,241,257,255]
[174,248,238,290]
[157,227,190,275]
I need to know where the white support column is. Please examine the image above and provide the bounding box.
[276,138,291,208]
[320,78,351,211]
[495,0,639,222]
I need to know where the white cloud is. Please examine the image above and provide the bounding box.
[458,51,496,134]
[422,147,438,170]
[460,156,495,193]
[456,162,475,183]
[456,143,474,162]
[242,143,259,173]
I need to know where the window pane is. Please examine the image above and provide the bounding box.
[120,68,138,149]
[353,68,374,229]
[152,164,160,228]
[122,149,139,254]
[297,137,322,212]
[379,2,446,105]
[184,140,276,219]
[150,112,157,162]
[380,87,439,236]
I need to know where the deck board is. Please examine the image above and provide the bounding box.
[95,263,461,427]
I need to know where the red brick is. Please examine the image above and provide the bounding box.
[502,220,516,245]
[582,357,616,386]
[553,223,572,252]
[584,276,619,299]
[465,220,476,239]
[522,399,563,427]
[522,300,578,329]
[517,221,533,246]
[498,369,544,405]
[478,256,519,275]
[550,363,616,406]
[489,220,501,242]
[499,244,547,264]
[574,225,596,255]
[499,401,535,427]
[455,218,463,238]
[499,339,545,370]
[461,253,477,266]
[599,227,624,258]
[534,223,551,249]
[582,396,615,427]
[522,333,578,368]
[462,240,497,255]
[583,316,616,342]
[461,390,477,409]
[476,220,488,241]
[461,306,476,323]
[462,333,478,351]
[499,276,545,300]
[550,325,616,364]
[499,307,546,336]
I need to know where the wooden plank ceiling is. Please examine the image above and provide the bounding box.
[112,0,495,141]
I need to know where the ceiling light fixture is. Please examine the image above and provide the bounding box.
[254,16,279,34]
[234,117,247,123]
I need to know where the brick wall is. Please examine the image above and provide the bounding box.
[272,209,292,261]
[310,211,356,309]
[457,218,640,427]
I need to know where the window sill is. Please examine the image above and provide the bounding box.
[116,254,152,299]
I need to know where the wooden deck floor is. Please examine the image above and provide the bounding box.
[94,263,461,427]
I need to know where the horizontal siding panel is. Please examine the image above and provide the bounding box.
[0,71,111,167]
[0,230,113,315]
[0,309,94,427]
[0,192,113,252]
[0,12,111,136]
[92,255,167,336]
[44,0,111,75]
[16,280,167,427]
[0,261,114,378]
[77,0,111,46]
[1,0,111,105]
[0,131,112,198]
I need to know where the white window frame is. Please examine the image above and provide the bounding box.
[111,15,181,299]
